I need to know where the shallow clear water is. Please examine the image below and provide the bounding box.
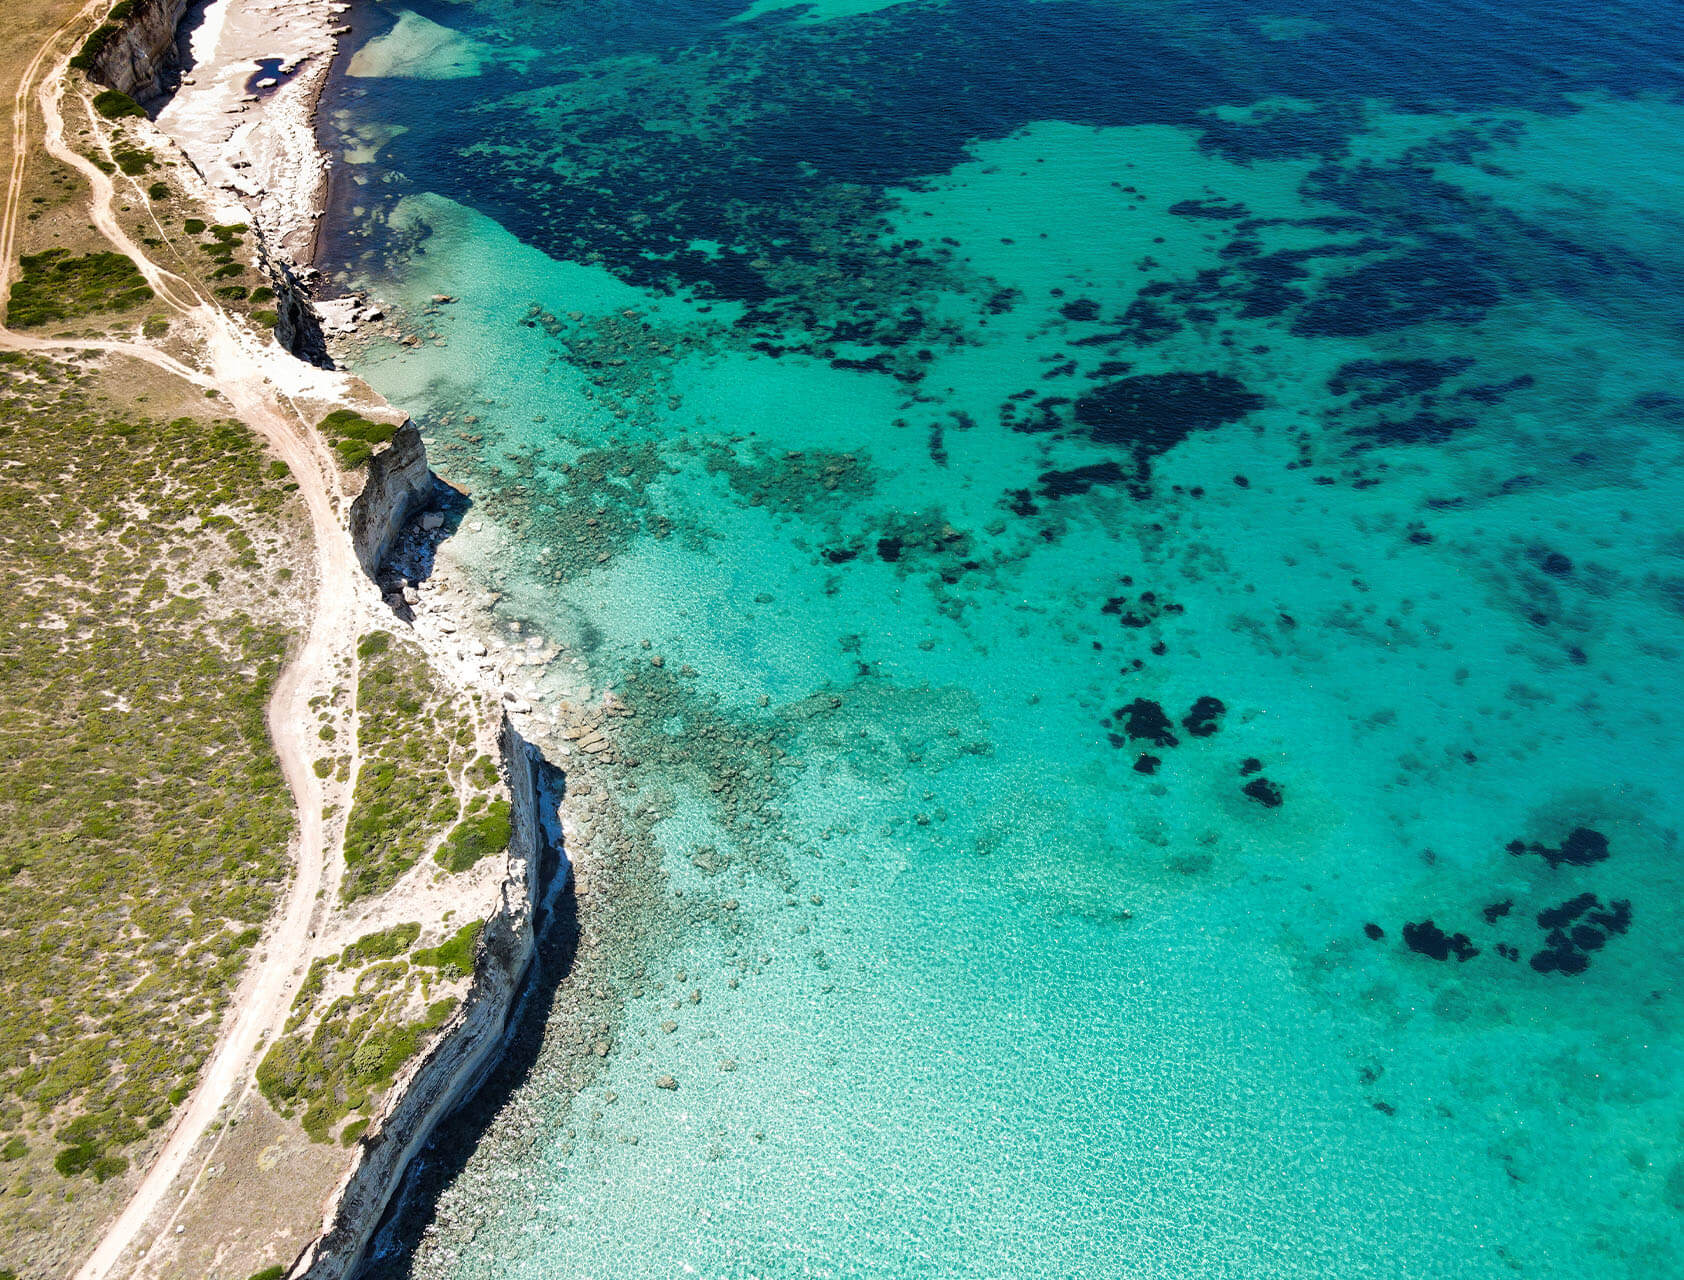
[319,1,1684,1275]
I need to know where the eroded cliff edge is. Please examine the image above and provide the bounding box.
[80,0,189,101]
[348,422,436,576]
[291,715,563,1280]
[66,3,575,1276]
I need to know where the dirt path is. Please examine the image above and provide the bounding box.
[0,1,106,292]
[0,21,376,1280]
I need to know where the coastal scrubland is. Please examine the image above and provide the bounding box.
[0,9,523,1272]
[7,85,279,340]
[340,629,491,902]
[6,247,152,326]
[0,351,310,1269]
[249,624,502,1145]
[258,916,471,1146]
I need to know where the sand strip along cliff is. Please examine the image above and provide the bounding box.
[153,0,342,264]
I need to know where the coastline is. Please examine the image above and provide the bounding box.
[289,715,558,1280]
[50,2,581,1277]
[39,0,1684,1276]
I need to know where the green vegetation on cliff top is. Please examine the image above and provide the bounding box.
[6,248,152,328]
[257,915,471,1144]
[339,631,473,902]
[0,353,304,1216]
[317,408,397,470]
[91,90,144,121]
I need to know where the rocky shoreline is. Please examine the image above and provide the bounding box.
[78,2,581,1277]
[290,715,558,1280]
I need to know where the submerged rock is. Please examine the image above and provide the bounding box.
[1505,825,1610,869]
[1481,899,1513,924]
[1402,919,1478,962]
[1117,698,1178,747]
[1181,696,1225,737]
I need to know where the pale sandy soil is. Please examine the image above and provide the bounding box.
[0,14,359,1280]
[154,0,346,263]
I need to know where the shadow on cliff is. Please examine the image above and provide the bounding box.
[155,0,214,104]
[357,760,578,1280]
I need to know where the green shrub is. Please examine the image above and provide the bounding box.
[320,408,397,441]
[147,181,170,199]
[182,217,206,235]
[211,263,244,280]
[255,1037,305,1103]
[253,309,280,329]
[333,438,372,467]
[248,1267,286,1280]
[289,959,331,1022]
[340,1118,369,1147]
[112,148,151,176]
[413,921,482,973]
[1,1137,25,1161]
[468,754,499,788]
[316,409,398,470]
[435,801,511,873]
[93,90,146,120]
[71,23,121,72]
[7,249,152,327]
[251,286,276,303]
[215,285,249,301]
[92,1154,128,1182]
[340,922,420,966]
[423,997,458,1029]
[301,1099,337,1144]
[53,1144,96,1177]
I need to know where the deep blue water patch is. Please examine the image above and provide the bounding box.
[244,56,296,96]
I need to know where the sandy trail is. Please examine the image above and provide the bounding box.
[0,1,106,288]
[0,21,375,1280]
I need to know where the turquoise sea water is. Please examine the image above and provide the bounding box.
[318,1,1684,1275]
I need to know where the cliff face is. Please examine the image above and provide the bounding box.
[346,423,434,575]
[85,0,190,102]
[269,263,330,366]
[291,716,555,1280]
